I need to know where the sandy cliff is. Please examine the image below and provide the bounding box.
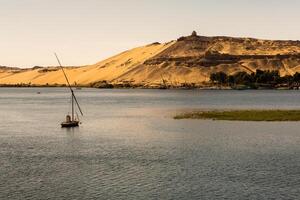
[1,32,300,87]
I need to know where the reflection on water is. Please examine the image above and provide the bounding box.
[0,88,299,199]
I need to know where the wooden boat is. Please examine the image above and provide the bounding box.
[55,53,83,128]
[61,120,79,128]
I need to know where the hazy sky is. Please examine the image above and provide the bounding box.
[1,0,300,67]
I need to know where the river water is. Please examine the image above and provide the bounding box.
[0,88,299,199]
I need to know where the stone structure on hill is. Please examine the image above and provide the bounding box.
[191,31,197,36]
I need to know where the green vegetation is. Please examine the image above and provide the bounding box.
[174,110,300,121]
[210,70,300,89]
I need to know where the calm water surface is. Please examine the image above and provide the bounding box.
[0,88,299,199]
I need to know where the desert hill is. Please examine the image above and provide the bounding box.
[1,32,300,87]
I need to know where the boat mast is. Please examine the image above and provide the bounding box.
[72,93,74,121]
[54,53,83,118]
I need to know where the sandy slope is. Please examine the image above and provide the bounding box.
[1,33,300,87]
[0,42,174,86]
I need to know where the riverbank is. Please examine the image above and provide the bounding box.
[0,83,296,90]
[174,110,300,121]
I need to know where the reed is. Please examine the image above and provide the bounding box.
[174,110,300,121]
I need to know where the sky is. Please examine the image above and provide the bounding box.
[1,0,300,68]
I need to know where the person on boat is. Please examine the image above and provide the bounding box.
[66,115,71,122]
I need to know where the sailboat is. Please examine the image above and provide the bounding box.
[54,53,84,128]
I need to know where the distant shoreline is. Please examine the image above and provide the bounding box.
[0,84,297,90]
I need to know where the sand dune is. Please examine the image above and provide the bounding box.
[0,42,174,86]
[1,32,300,87]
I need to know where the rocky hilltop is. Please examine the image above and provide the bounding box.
[1,32,300,87]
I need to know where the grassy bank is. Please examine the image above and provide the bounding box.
[174,110,300,121]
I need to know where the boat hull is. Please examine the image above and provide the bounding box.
[61,121,79,128]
